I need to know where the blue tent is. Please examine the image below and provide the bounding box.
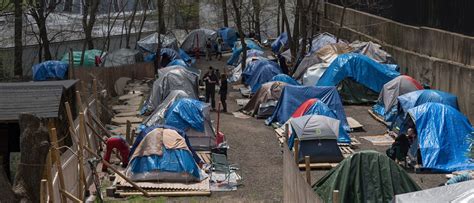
[302,100,350,143]
[32,60,68,81]
[317,53,400,93]
[227,38,263,66]
[408,103,474,172]
[164,98,206,132]
[144,48,181,64]
[392,90,459,132]
[242,59,282,93]
[271,74,300,86]
[271,32,288,54]
[266,85,349,131]
[218,27,237,50]
[179,48,195,65]
[128,125,202,180]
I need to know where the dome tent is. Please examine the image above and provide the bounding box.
[241,81,288,118]
[137,33,179,52]
[32,60,68,81]
[242,59,282,93]
[217,27,238,50]
[181,28,217,54]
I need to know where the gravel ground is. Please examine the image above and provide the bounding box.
[108,53,446,202]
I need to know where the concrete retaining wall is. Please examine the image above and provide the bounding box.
[321,3,474,121]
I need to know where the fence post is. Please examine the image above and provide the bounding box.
[40,179,47,203]
[126,120,132,145]
[92,79,99,116]
[45,150,55,203]
[294,139,300,164]
[333,190,340,203]
[305,156,311,184]
[49,128,67,203]
[284,123,289,144]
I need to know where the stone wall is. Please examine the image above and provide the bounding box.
[321,3,474,121]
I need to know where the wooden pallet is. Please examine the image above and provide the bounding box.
[275,128,360,146]
[197,151,211,164]
[115,190,210,197]
[368,109,388,126]
[298,162,339,169]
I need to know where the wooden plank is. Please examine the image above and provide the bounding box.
[347,117,363,129]
[368,109,388,126]
[119,93,143,101]
[116,191,211,197]
[115,111,140,117]
[49,128,67,203]
[298,162,339,169]
[111,116,142,125]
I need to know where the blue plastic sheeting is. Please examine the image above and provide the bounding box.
[271,32,288,54]
[32,60,68,81]
[179,48,195,65]
[309,33,337,54]
[303,100,351,143]
[218,27,237,50]
[144,48,181,62]
[167,59,189,67]
[227,39,263,65]
[242,59,282,93]
[129,125,201,179]
[164,98,206,132]
[247,49,265,58]
[266,85,349,131]
[392,90,459,132]
[317,53,400,93]
[271,74,300,86]
[408,103,474,172]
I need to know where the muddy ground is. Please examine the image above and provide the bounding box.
[108,53,446,202]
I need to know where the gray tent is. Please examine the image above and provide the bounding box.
[186,103,216,151]
[288,115,344,163]
[376,75,422,115]
[301,63,330,86]
[144,66,199,112]
[292,52,322,80]
[394,180,474,203]
[316,43,353,64]
[103,48,143,67]
[350,41,395,64]
[180,29,217,54]
[143,90,191,126]
[241,81,287,118]
[137,33,179,52]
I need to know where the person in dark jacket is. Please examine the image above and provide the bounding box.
[203,67,217,110]
[219,73,228,112]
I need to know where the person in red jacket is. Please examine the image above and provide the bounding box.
[102,136,130,172]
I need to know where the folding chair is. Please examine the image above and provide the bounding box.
[210,153,239,185]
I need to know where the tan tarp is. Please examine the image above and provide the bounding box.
[241,81,287,116]
[130,128,189,161]
[316,43,353,64]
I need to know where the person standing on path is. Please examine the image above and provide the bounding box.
[219,73,228,113]
[216,38,223,60]
[203,67,217,110]
[205,38,213,61]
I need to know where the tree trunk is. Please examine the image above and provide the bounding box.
[280,1,285,33]
[83,0,100,50]
[291,0,301,62]
[300,0,311,56]
[157,0,166,34]
[136,0,151,42]
[279,0,292,59]
[277,4,280,35]
[64,0,73,12]
[154,0,163,73]
[13,0,23,76]
[231,0,247,72]
[222,0,228,27]
[38,16,52,61]
[252,0,261,43]
[126,0,140,48]
[0,165,15,202]
[12,114,50,203]
[336,5,347,42]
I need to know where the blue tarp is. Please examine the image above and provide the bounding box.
[271,32,288,54]
[164,98,206,132]
[32,60,68,81]
[129,125,201,179]
[266,85,349,131]
[218,27,237,50]
[179,48,195,65]
[227,38,263,66]
[408,103,474,172]
[392,90,459,132]
[271,74,300,86]
[242,59,282,93]
[317,53,400,93]
[303,100,351,143]
[144,48,181,62]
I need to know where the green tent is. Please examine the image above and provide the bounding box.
[61,49,103,67]
[312,150,420,203]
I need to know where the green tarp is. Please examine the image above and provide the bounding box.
[61,49,103,67]
[312,150,420,203]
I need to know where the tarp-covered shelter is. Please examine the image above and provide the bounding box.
[290,99,350,139]
[313,150,421,203]
[143,90,191,127]
[266,86,348,131]
[287,115,345,163]
[179,48,195,65]
[317,53,400,104]
[144,48,181,67]
[270,74,300,86]
[32,60,68,81]
[137,33,179,52]
[61,49,104,67]
[241,81,287,117]
[395,180,474,203]
[164,98,216,150]
[309,32,338,54]
[407,103,474,172]
[372,75,423,123]
[143,66,199,113]
[126,125,203,182]
[271,32,289,54]
[392,89,459,133]
[242,59,282,93]
[227,38,264,66]
[350,41,395,64]
[228,56,262,83]
[102,48,143,67]
[316,43,353,64]
[301,63,330,86]
[292,52,323,80]
[217,27,237,50]
[181,28,217,54]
